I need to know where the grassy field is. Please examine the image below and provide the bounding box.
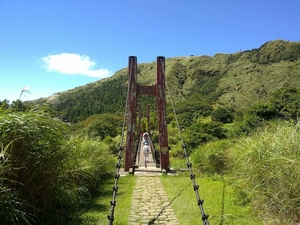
[75,171,264,225]
[74,153,266,224]
[160,172,264,225]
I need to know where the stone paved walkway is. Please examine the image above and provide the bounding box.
[128,175,180,225]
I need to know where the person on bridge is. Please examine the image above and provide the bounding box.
[143,138,149,145]
[143,143,150,163]
[143,132,149,145]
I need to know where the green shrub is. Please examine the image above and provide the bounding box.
[247,102,278,120]
[233,114,264,136]
[269,86,300,120]
[183,122,226,150]
[84,120,118,140]
[211,107,234,123]
[175,94,213,128]
[169,142,186,158]
[102,135,121,155]
[191,140,232,175]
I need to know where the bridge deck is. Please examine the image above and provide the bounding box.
[127,139,179,224]
[128,176,180,224]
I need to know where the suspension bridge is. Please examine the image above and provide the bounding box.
[107,56,210,225]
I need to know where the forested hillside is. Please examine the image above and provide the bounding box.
[33,39,300,123]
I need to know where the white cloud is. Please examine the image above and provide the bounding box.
[42,53,111,78]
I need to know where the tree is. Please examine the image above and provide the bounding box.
[0,99,10,110]
[183,121,226,150]
[10,100,26,112]
[269,87,300,120]
[211,107,234,123]
[175,93,213,128]
[85,120,117,140]
[83,114,122,139]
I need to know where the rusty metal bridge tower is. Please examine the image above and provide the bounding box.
[124,56,170,172]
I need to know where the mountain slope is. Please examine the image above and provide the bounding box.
[36,39,300,123]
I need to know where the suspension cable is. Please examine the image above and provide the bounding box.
[160,58,210,225]
[107,58,133,225]
[162,61,184,145]
[120,64,132,147]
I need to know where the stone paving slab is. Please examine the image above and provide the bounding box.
[128,176,180,225]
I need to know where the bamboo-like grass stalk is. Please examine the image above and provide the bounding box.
[0,111,116,224]
[228,120,300,222]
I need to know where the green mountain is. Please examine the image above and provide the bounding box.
[36,39,300,123]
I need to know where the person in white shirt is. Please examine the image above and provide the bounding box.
[143,143,150,163]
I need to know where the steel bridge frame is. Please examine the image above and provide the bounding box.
[125,56,170,172]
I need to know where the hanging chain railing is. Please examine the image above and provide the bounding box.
[107,57,135,225]
[183,144,210,225]
[160,58,210,225]
[107,146,123,225]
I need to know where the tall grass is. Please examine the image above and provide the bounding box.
[63,137,116,194]
[0,112,69,223]
[0,111,116,224]
[0,188,35,225]
[228,120,300,223]
[191,140,232,174]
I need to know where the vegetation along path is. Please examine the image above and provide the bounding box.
[128,172,180,225]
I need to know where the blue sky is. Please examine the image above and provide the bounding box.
[1,0,299,102]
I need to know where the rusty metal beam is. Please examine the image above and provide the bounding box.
[156,56,170,171]
[137,85,156,95]
[125,56,137,171]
